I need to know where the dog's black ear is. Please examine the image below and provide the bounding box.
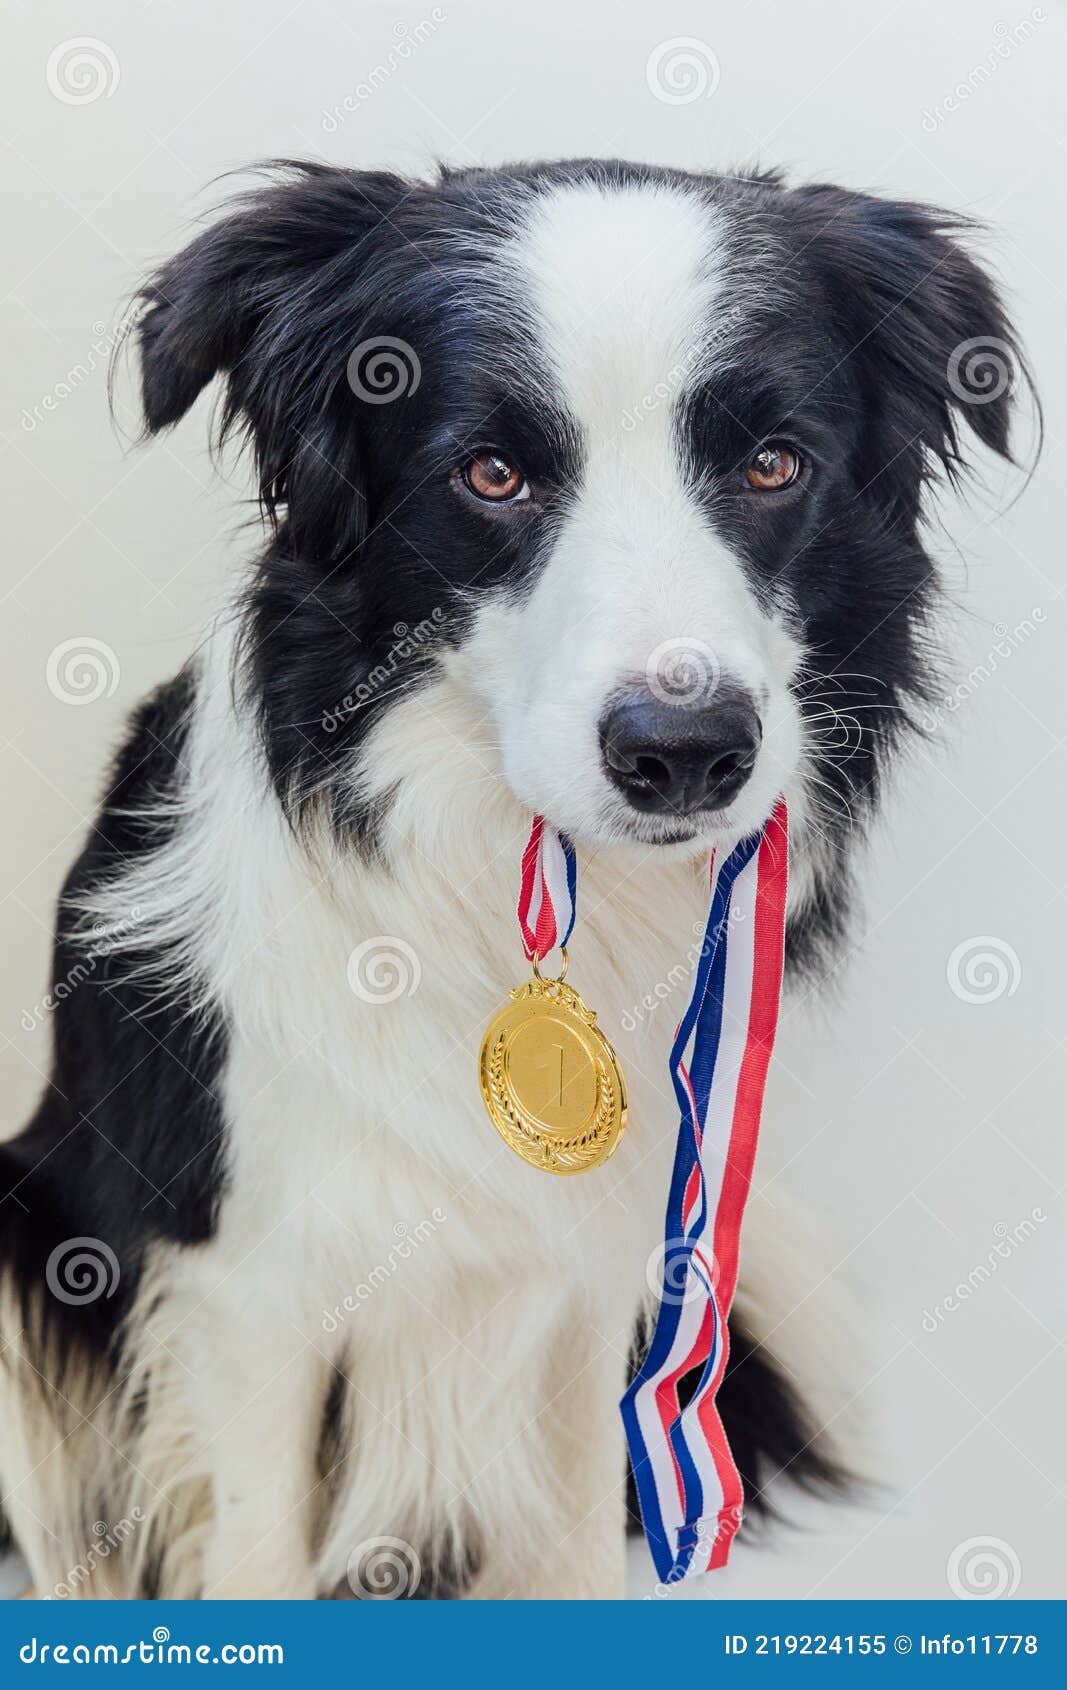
[787,185,1034,520]
[133,162,408,556]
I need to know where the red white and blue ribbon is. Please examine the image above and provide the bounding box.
[518,798,788,1582]
[517,815,577,963]
[621,798,788,1581]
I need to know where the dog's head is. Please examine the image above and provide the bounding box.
[135,159,1025,905]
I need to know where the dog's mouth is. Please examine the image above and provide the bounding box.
[587,789,778,856]
[590,805,720,855]
[629,818,700,847]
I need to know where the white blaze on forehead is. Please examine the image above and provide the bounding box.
[456,177,805,854]
[512,179,726,442]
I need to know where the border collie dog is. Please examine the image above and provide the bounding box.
[1,159,1024,1600]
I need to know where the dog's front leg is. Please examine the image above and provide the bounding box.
[185,1296,326,1601]
[468,1322,630,1600]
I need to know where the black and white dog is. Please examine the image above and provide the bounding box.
[1,159,1025,1600]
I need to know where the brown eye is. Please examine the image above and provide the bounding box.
[744,443,802,492]
[462,451,529,503]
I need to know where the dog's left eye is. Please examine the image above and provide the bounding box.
[460,452,530,503]
[744,443,802,492]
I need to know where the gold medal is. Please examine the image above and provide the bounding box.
[478,949,627,1176]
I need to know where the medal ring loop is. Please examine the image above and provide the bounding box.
[530,944,569,985]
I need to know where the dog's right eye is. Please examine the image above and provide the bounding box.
[744,442,802,492]
[460,452,530,503]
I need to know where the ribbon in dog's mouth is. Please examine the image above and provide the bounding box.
[478,798,789,1580]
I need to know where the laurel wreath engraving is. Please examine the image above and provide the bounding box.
[485,1028,620,1174]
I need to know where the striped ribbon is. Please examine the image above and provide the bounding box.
[622,799,788,1580]
[518,799,788,1581]
[517,815,577,962]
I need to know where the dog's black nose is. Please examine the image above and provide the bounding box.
[600,687,762,816]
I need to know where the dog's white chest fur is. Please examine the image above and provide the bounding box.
[113,630,727,1596]
[215,809,706,1305]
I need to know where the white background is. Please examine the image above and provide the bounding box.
[1,0,1064,1600]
